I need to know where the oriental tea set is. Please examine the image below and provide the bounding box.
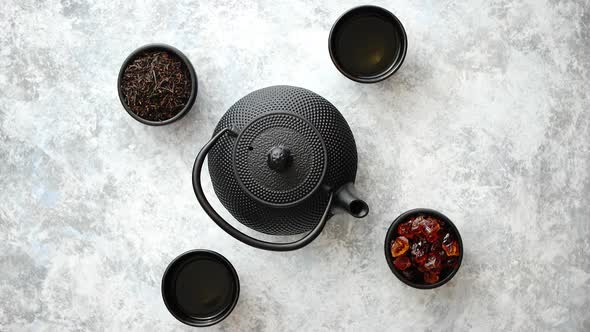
[117,5,463,327]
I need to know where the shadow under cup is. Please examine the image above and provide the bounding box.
[162,250,239,327]
[329,5,407,83]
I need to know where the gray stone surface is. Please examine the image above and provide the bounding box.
[1,0,589,331]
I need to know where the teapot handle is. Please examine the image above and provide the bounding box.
[192,128,334,251]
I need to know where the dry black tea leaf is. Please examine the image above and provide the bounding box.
[120,51,192,121]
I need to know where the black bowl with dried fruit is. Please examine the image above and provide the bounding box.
[384,209,463,289]
[118,44,197,126]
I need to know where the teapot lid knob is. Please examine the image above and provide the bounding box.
[267,145,292,172]
[233,112,327,207]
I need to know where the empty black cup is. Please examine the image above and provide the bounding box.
[329,5,407,83]
[162,250,239,327]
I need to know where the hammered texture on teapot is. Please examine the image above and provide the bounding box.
[208,86,358,235]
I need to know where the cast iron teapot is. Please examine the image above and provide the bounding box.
[192,85,368,251]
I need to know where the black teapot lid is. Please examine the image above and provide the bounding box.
[233,112,327,207]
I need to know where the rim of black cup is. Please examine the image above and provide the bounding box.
[328,5,408,83]
[161,250,240,327]
[384,208,463,289]
[117,43,198,126]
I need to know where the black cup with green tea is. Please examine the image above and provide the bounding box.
[329,5,407,83]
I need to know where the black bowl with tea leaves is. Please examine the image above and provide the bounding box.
[118,43,198,126]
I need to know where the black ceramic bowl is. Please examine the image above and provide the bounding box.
[117,43,198,126]
[329,5,407,83]
[162,250,239,327]
[384,209,463,289]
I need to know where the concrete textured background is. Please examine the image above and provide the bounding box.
[1,0,589,331]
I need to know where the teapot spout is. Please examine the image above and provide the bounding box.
[333,182,369,218]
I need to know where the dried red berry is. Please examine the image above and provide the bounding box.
[410,216,424,235]
[411,237,429,259]
[393,256,412,271]
[430,242,446,258]
[397,221,413,239]
[442,233,460,257]
[391,236,410,257]
[423,217,441,242]
[424,253,442,270]
[402,268,418,281]
[424,271,440,284]
[445,258,459,269]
